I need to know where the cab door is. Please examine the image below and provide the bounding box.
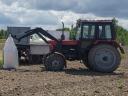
[79,23,96,53]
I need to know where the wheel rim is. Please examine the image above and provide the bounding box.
[94,48,116,68]
[52,60,61,69]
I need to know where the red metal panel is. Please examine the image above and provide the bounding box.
[48,40,79,46]
[62,40,79,45]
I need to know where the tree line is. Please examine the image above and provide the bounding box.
[0,29,8,39]
[116,26,128,45]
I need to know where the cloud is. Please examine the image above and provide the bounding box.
[0,1,59,28]
[82,0,128,18]
[18,10,59,26]
[0,13,15,24]
[0,0,128,30]
[1,0,128,19]
[1,0,16,5]
[6,0,127,19]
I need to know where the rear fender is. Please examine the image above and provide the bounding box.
[93,40,125,54]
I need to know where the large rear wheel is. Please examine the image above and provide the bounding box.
[88,44,121,73]
[44,53,66,71]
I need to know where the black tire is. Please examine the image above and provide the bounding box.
[44,53,65,71]
[88,44,121,73]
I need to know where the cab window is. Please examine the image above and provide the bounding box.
[82,25,95,39]
[99,25,112,39]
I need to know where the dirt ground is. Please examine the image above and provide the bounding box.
[0,53,128,96]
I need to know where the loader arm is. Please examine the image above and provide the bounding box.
[12,27,59,43]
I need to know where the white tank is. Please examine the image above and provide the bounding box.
[3,35,19,69]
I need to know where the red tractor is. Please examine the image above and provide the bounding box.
[12,19,124,73]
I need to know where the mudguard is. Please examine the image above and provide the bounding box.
[93,40,125,54]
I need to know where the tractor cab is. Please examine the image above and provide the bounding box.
[74,19,117,55]
[76,19,116,41]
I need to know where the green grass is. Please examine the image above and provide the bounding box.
[121,53,127,59]
[0,53,3,68]
[0,60,3,68]
[0,39,5,68]
[0,39,5,43]
[117,78,124,89]
[0,44,3,68]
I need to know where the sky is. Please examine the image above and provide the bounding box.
[0,0,128,30]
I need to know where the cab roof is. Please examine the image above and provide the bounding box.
[77,19,113,23]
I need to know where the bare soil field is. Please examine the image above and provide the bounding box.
[0,50,128,96]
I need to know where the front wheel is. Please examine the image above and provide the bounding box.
[88,44,121,73]
[44,53,66,71]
